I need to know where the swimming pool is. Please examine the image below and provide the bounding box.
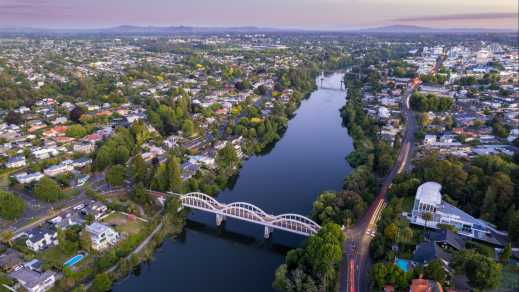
[64,254,84,268]
[395,258,410,272]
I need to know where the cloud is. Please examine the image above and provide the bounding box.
[395,12,517,22]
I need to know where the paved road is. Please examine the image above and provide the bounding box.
[340,82,417,292]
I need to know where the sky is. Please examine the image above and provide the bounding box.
[0,0,517,30]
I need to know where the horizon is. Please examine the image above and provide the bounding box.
[0,0,517,30]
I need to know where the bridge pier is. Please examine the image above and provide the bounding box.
[264,226,273,239]
[216,214,226,226]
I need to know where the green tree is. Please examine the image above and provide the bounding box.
[34,177,64,202]
[424,260,447,285]
[91,273,112,292]
[0,191,26,220]
[384,223,399,242]
[216,143,239,171]
[66,124,88,138]
[167,155,182,193]
[106,165,126,187]
[499,243,512,264]
[181,119,194,137]
[453,250,502,290]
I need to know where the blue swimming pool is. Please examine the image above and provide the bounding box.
[395,258,410,272]
[64,254,84,268]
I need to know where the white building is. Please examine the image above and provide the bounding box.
[14,172,44,184]
[25,227,58,252]
[407,182,491,241]
[5,156,26,168]
[423,135,437,145]
[43,163,74,177]
[85,222,120,251]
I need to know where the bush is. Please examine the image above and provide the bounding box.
[33,177,64,202]
[0,191,26,220]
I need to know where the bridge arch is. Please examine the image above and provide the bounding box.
[180,192,222,210]
[274,213,321,230]
[225,202,269,217]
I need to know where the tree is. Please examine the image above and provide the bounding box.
[66,124,88,138]
[424,260,447,285]
[5,111,22,125]
[106,165,126,187]
[0,191,26,220]
[499,243,512,264]
[167,155,182,193]
[181,119,194,137]
[34,177,64,202]
[421,212,433,229]
[384,223,399,242]
[216,143,239,171]
[79,230,92,253]
[91,273,112,292]
[453,250,502,290]
[69,106,85,123]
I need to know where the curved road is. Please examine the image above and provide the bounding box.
[341,82,417,292]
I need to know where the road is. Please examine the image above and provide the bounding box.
[340,82,417,292]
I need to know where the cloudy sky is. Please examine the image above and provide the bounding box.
[0,0,517,29]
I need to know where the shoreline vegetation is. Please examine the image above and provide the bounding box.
[272,47,408,291]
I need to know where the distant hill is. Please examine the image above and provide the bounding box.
[362,25,515,33]
[0,24,514,35]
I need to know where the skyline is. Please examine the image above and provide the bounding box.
[0,0,517,30]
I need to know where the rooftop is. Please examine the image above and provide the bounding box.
[416,182,442,206]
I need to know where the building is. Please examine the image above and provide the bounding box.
[409,277,444,292]
[72,142,96,154]
[43,163,74,177]
[13,172,44,184]
[0,249,23,272]
[85,222,120,251]
[25,227,58,252]
[407,182,493,242]
[9,268,56,292]
[5,156,26,168]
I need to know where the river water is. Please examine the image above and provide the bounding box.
[114,73,353,292]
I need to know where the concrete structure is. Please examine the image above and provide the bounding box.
[408,182,492,242]
[168,191,321,238]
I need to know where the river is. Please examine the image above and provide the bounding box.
[114,73,353,292]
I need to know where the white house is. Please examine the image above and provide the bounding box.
[14,172,44,184]
[85,222,120,251]
[25,227,58,252]
[423,135,437,145]
[407,182,492,241]
[43,163,74,177]
[5,156,26,168]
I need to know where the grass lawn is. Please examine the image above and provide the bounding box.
[500,265,519,290]
[102,212,146,236]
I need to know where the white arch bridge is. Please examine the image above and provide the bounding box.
[154,191,321,238]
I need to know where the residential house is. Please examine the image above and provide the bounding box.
[72,142,96,154]
[13,172,44,184]
[43,163,74,177]
[0,249,23,272]
[9,268,56,292]
[85,222,120,251]
[25,226,58,252]
[5,156,26,168]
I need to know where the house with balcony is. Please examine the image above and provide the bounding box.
[85,222,120,251]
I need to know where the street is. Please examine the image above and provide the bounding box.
[341,82,417,292]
